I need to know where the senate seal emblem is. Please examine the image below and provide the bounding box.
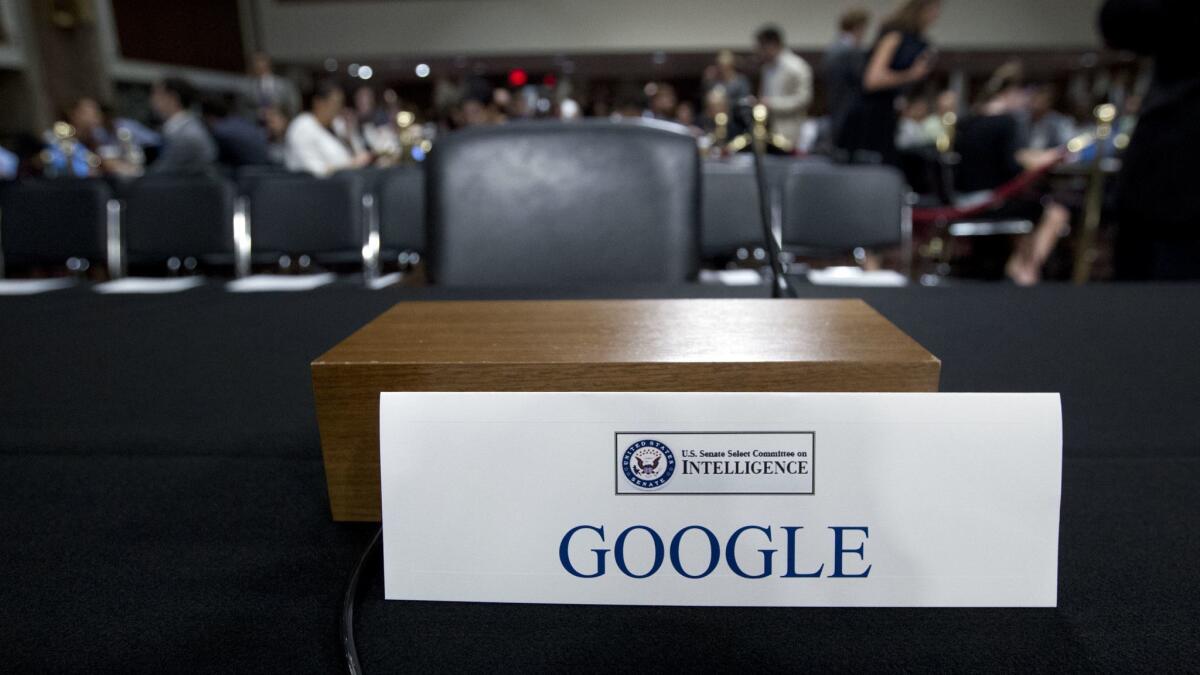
[621,439,676,489]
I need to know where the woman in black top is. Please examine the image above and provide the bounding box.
[838,0,942,165]
[1100,0,1200,279]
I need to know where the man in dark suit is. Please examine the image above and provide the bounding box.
[1101,0,1200,279]
[822,8,871,150]
[148,77,217,175]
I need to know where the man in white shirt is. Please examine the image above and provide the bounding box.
[285,80,372,177]
[756,25,813,149]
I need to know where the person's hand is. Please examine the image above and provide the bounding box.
[352,152,373,169]
[908,52,934,83]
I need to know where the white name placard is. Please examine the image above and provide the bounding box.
[380,392,1061,607]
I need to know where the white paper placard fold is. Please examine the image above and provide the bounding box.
[380,392,1061,607]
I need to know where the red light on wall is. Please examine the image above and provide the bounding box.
[507,69,528,87]
[542,73,557,87]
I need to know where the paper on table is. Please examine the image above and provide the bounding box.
[807,267,909,287]
[93,277,206,294]
[698,269,767,287]
[367,272,402,290]
[381,392,1062,607]
[225,273,336,293]
[0,278,76,295]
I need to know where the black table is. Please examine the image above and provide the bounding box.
[2,282,1197,671]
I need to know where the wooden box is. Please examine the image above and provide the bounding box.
[312,299,940,521]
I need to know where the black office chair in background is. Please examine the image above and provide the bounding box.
[119,174,237,276]
[781,163,911,277]
[376,166,425,268]
[701,158,773,265]
[425,120,701,287]
[240,171,371,275]
[0,179,117,278]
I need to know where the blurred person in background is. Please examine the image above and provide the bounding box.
[675,101,704,136]
[353,85,399,156]
[705,50,751,136]
[262,106,291,166]
[839,0,941,164]
[249,51,300,118]
[201,94,270,168]
[955,74,1069,285]
[755,25,813,149]
[823,7,872,149]
[1100,0,1200,279]
[285,79,371,177]
[895,95,937,150]
[148,78,217,175]
[0,144,16,180]
[645,83,678,122]
[1026,84,1076,150]
[45,97,151,177]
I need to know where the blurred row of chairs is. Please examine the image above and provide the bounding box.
[0,120,909,286]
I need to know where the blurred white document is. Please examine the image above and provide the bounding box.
[0,278,76,295]
[381,392,1062,607]
[226,273,335,293]
[807,267,909,287]
[94,277,205,294]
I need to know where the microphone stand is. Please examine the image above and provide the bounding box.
[735,101,794,298]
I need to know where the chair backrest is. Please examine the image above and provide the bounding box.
[701,159,769,259]
[0,179,111,270]
[244,172,365,256]
[376,166,425,254]
[426,120,700,286]
[122,174,235,263]
[781,163,906,252]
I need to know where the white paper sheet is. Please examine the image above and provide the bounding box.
[0,278,76,295]
[380,392,1061,607]
[225,273,335,293]
[698,269,767,287]
[807,267,909,287]
[93,277,206,294]
[367,272,402,290]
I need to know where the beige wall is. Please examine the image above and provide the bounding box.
[256,0,1104,60]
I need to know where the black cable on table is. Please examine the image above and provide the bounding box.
[342,527,382,675]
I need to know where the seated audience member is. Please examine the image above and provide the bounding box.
[1100,0,1200,279]
[148,78,218,175]
[645,83,679,122]
[954,84,1070,285]
[262,106,291,166]
[42,97,151,177]
[755,25,813,149]
[201,95,271,168]
[0,144,16,180]
[285,80,372,177]
[1026,85,1076,150]
[896,96,938,150]
[353,85,399,156]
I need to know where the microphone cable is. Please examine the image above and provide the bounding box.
[342,527,382,675]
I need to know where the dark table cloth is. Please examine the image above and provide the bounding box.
[1,282,1197,672]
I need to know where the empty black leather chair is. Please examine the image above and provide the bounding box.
[376,166,425,262]
[121,174,236,273]
[701,159,771,261]
[426,120,700,286]
[0,179,113,275]
[781,163,908,254]
[242,172,367,267]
